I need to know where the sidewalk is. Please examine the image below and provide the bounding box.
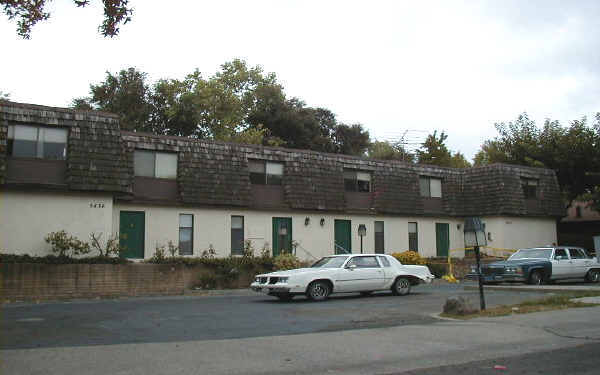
[464,284,600,293]
[4,305,600,375]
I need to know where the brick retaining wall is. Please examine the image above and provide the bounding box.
[2,263,186,302]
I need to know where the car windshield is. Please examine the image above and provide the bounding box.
[508,249,553,260]
[311,256,349,268]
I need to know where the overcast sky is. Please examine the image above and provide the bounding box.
[2,0,599,160]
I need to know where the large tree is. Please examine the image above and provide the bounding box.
[367,140,414,162]
[474,112,600,207]
[1,0,133,39]
[73,67,153,131]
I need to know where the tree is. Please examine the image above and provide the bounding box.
[475,112,600,208]
[333,124,370,156]
[416,131,452,166]
[73,67,153,131]
[368,140,414,162]
[449,152,471,168]
[1,0,133,39]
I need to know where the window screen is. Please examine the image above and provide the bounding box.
[408,222,418,252]
[134,150,177,179]
[420,177,442,198]
[375,221,384,254]
[344,170,371,192]
[8,124,67,159]
[231,216,244,255]
[249,160,283,185]
[521,178,538,199]
[179,214,193,256]
[156,153,178,179]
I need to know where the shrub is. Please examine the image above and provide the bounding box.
[0,253,129,264]
[273,253,303,271]
[201,244,216,259]
[89,232,127,257]
[259,242,271,258]
[44,230,90,258]
[426,262,447,278]
[243,239,255,258]
[391,251,426,265]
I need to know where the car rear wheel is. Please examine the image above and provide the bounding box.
[528,270,543,285]
[391,277,411,296]
[585,269,600,283]
[306,281,331,301]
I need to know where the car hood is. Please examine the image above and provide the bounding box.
[486,259,549,267]
[257,268,333,277]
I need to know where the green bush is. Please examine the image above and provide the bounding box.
[273,253,304,271]
[45,230,91,258]
[0,253,129,264]
[426,262,447,278]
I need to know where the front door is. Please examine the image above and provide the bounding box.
[551,248,571,279]
[436,223,449,257]
[272,217,292,256]
[336,255,385,292]
[334,219,352,254]
[119,211,145,259]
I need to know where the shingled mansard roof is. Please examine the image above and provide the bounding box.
[0,101,565,218]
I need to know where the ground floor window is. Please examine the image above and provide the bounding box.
[179,214,193,255]
[374,221,384,253]
[231,216,244,255]
[408,222,418,251]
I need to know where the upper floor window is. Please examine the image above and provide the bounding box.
[249,160,283,185]
[419,176,442,198]
[521,178,538,199]
[344,170,371,192]
[7,124,67,160]
[134,150,177,179]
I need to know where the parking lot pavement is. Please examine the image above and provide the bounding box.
[2,281,547,350]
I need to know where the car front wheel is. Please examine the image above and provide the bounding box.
[306,281,331,301]
[391,277,411,296]
[585,269,600,283]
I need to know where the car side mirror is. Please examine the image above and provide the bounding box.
[346,264,357,270]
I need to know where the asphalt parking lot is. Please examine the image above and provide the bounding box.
[2,281,550,350]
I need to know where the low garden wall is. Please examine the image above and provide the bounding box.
[1,262,270,303]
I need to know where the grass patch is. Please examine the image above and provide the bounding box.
[441,291,600,320]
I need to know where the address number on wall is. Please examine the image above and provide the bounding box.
[89,203,105,208]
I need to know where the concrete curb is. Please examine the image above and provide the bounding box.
[464,284,600,293]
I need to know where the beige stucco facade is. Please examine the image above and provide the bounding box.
[0,191,113,255]
[0,191,558,260]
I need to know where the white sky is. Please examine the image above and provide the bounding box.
[2,0,599,160]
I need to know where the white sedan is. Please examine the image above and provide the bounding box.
[250,254,435,301]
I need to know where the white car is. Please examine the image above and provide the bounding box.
[250,254,435,301]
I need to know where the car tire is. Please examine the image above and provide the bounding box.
[360,291,373,297]
[391,277,411,296]
[528,270,543,285]
[275,293,294,301]
[585,269,600,283]
[306,281,331,301]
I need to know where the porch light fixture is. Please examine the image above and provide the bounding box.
[464,217,487,310]
[320,218,325,226]
[358,224,367,254]
[305,217,310,226]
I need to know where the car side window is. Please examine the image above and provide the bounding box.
[378,256,391,267]
[554,249,568,259]
[347,256,380,268]
[568,248,585,259]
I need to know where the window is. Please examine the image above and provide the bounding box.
[249,160,283,185]
[374,221,384,254]
[408,222,418,252]
[7,124,67,160]
[344,170,371,192]
[419,176,442,198]
[521,178,538,199]
[568,248,585,259]
[554,249,568,259]
[231,216,244,255]
[346,256,380,268]
[179,214,193,255]
[134,150,177,179]
[378,256,391,267]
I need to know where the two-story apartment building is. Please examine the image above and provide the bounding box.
[0,101,565,260]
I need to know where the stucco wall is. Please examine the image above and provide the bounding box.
[480,216,557,256]
[0,191,113,255]
[113,203,466,260]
